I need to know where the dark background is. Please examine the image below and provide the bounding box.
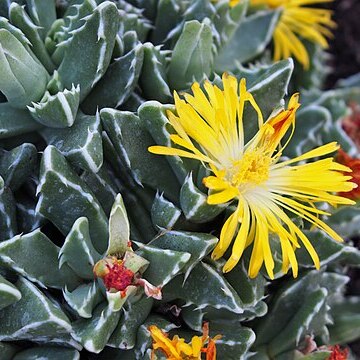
[326,0,360,88]
[326,0,360,356]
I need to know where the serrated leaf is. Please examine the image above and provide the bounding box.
[139,43,172,103]
[101,108,180,201]
[181,305,204,331]
[0,143,37,191]
[180,174,225,223]
[209,322,255,360]
[135,243,191,286]
[296,230,360,268]
[28,84,80,128]
[57,1,119,101]
[0,277,72,342]
[329,297,360,344]
[36,146,108,253]
[0,176,18,241]
[163,262,244,314]
[59,217,101,279]
[254,270,331,351]
[215,9,280,72]
[0,103,43,139]
[0,274,21,311]
[9,3,55,72]
[236,59,294,142]
[108,296,153,349]
[83,43,144,112]
[139,101,190,182]
[25,0,56,38]
[149,230,217,279]
[135,314,178,358]
[326,205,360,239]
[13,346,80,360]
[0,28,48,108]
[107,193,131,256]
[40,111,103,173]
[151,193,181,229]
[213,0,248,47]
[80,164,119,217]
[0,229,80,289]
[71,301,121,353]
[64,281,103,318]
[168,19,213,91]
[268,288,328,356]
[224,261,267,318]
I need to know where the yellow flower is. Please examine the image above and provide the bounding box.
[250,0,335,69]
[149,322,221,360]
[149,74,356,279]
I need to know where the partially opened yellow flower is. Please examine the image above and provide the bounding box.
[250,0,335,69]
[149,74,356,279]
[149,322,221,360]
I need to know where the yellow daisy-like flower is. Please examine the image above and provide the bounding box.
[149,74,356,279]
[149,322,221,360]
[250,0,335,69]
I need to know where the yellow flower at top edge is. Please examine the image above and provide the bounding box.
[149,322,221,360]
[250,0,336,69]
[149,74,356,279]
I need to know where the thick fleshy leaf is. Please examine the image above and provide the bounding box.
[0,229,80,289]
[0,103,42,139]
[83,44,144,112]
[108,297,153,349]
[13,346,80,360]
[149,230,217,279]
[0,28,48,108]
[64,281,103,319]
[0,176,18,241]
[163,262,244,314]
[59,217,101,279]
[139,101,190,182]
[80,164,119,217]
[329,296,360,344]
[180,174,225,223]
[296,230,360,268]
[168,20,213,91]
[135,314,178,358]
[0,277,73,343]
[36,146,108,253]
[208,322,255,360]
[215,10,280,72]
[139,43,172,103]
[57,1,119,101]
[107,193,131,256]
[151,193,181,229]
[28,85,80,128]
[25,0,56,38]
[0,143,37,191]
[213,0,248,47]
[135,243,191,286]
[9,3,55,72]
[267,288,328,356]
[71,302,121,353]
[0,274,21,311]
[325,205,360,239]
[101,108,180,201]
[0,342,20,360]
[40,111,103,173]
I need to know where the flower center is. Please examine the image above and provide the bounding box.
[103,261,134,292]
[228,150,271,190]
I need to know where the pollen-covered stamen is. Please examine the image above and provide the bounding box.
[228,150,271,190]
[93,257,134,292]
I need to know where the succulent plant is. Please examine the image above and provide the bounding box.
[0,0,359,359]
